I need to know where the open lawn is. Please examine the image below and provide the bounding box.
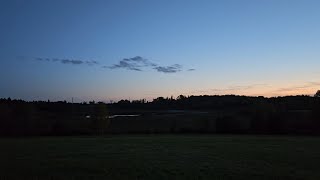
[1,135,320,180]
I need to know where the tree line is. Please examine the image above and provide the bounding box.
[0,91,320,136]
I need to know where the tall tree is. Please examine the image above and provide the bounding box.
[92,103,110,135]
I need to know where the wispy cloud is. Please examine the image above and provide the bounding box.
[108,56,185,73]
[273,82,320,93]
[35,57,99,66]
[189,84,268,94]
[85,61,99,66]
[106,56,154,71]
[61,59,83,65]
[31,55,193,73]
[189,82,319,97]
[224,84,268,91]
[153,64,182,73]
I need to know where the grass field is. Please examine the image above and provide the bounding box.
[1,135,320,180]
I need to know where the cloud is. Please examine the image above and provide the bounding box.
[225,84,268,91]
[123,56,157,67]
[32,55,192,74]
[85,60,99,66]
[107,56,157,71]
[274,82,320,93]
[153,64,182,73]
[192,82,319,97]
[188,84,269,94]
[61,59,83,65]
[108,56,184,73]
[35,57,99,66]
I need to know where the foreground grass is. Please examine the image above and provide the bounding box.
[1,135,320,180]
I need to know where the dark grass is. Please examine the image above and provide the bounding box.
[1,135,320,180]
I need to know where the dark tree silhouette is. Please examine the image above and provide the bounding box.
[0,94,319,136]
[92,103,109,135]
[315,90,320,97]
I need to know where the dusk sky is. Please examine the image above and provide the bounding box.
[1,0,320,102]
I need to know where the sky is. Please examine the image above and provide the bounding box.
[1,0,320,102]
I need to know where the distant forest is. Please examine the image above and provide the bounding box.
[1,90,320,136]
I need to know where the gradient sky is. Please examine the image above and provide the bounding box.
[1,0,320,102]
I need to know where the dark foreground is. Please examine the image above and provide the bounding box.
[1,135,320,180]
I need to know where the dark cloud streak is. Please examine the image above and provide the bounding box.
[33,56,192,73]
[108,56,184,73]
[61,59,83,65]
[153,64,182,73]
[35,57,99,66]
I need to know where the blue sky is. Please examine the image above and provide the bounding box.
[1,0,320,102]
